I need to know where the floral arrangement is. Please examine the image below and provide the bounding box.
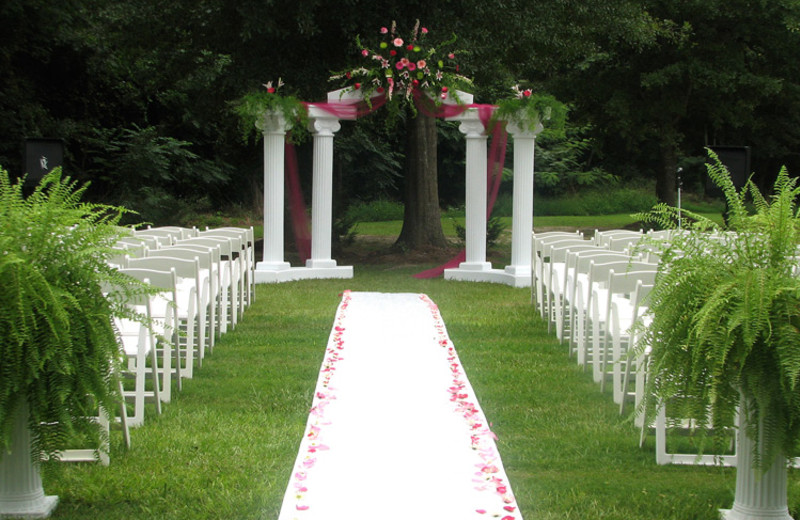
[232,78,308,143]
[494,84,567,135]
[330,21,473,116]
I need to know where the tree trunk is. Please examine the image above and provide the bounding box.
[395,111,448,251]
[656,136,678,207]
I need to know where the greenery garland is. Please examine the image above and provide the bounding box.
[0,168,154,461]
[329,20,474,121]
[634,150,800,469]
[493,85,568,136]
[232,79,309,143]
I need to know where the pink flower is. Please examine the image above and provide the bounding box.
[393,37,404,47]
[407,62,416,71]
[417,60,426,69]
[523,89,532,97]
[361,49,369,57]
[421,27,428,34]
[380,27,388,34]
[448,53,455,59]
[395,61,405,70]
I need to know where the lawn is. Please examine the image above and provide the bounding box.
[39,216,798,520]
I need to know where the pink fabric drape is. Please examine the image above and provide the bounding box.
[285,139,311,263]
[283,89,506,277]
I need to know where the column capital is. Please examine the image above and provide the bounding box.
[309,116,342,137]
[505,118,544,138]
[459,119,486,138]
[256,111,292,135]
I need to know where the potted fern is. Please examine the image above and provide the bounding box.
[636,151,799,519]
[0,167,146,517]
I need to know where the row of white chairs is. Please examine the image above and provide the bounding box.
[61,225,255,464]
[531,228,734,466]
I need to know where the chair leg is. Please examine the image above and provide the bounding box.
[118,379,131,449]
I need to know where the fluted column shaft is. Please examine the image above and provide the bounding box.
[0,403,58,517]
[723,399,792,520]
[459,116,491,270]
[505,120,543,276]
[258,112,292,270]
[307,116,341,269]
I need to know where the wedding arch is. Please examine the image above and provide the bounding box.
[253,86,544,288]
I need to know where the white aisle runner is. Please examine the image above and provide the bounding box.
[277,291,522,520]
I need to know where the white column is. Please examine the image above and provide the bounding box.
[256,111,291,273]
[504,119,544,283]
[0,404,59,518]
[306,115,341,269]
[458,116,491,271]
[721,408,792,520]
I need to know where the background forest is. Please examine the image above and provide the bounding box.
[2,0,799,226]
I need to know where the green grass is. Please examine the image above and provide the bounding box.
[40,262,799,519]
[352,213,725,237]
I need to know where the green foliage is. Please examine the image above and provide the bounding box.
[329,20,474,122]
[534,186,658,216]
[494,88,568,136]
[635,150,800,469]
[534,124,619,196]
[334,118,404,200]
[0,167,150,462]
[232,84,309,144]
[344,199,405,222]
[452,215,506,248]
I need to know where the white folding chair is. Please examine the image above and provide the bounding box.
[110,276,169,425]
[126,257,202,380]
[575,259,656,370]
[544,243,604,336]
[597,276,656,396]
[177,237,242,330]
[147,247,216,359]
[531,231,583,308]
[593,229,643,247]
[533,234,588,319]
[131,229,175,247]
[147,225,198,240]
[566,252,637,362]
[199,227,254,308]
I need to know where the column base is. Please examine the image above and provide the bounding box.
[255,260,292,271]
[504,264,532,287]
[255,265,353,283]
[444,266,529,288]
[0,495,58,519]
[305,258,338,269]
[720,508,793,520]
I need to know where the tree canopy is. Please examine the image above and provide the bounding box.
[1,0,799,223]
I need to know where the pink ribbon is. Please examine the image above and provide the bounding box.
[283,88,506,274]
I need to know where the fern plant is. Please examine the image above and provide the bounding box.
[636,150,800,463]
[634,150,800,517]
[0,167,150,462]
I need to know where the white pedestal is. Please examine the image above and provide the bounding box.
[254,263,353,283]
[444,265,530,288]
[0,406,58,519]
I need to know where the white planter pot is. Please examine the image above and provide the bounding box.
[720,398,793,520]
[0,404,58,518]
